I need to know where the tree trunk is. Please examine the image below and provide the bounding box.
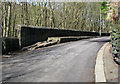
[6,2,12,37]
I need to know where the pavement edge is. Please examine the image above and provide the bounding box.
[95,42,109,82]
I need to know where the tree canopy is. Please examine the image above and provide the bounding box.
[1,2,111,37]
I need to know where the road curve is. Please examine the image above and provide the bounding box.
[2,37,110,82]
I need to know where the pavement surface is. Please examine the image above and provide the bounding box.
[2,37,110,82]
[103,43,118,82]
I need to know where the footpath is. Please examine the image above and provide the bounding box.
[95,42,118,82]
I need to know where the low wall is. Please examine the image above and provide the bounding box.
[2,37,19,54]
[18,26,110,48]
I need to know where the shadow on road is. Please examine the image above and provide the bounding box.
[90,40,110,42]
[88,39,110,43]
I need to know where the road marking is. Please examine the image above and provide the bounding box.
[95,43,108,82]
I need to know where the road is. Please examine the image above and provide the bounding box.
[2,37,110,82]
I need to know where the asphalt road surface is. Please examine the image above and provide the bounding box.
[2,37,110,82]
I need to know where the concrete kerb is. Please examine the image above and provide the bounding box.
[95,42,109,82]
